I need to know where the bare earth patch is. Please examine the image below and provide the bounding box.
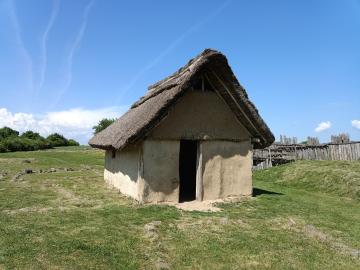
[273,217,360,260]
[143,221,171,270]
[53,186,99,207]
[159,196,250,212]
[2,206,54,215]
[176,216,250,231]
[172,200,221,212]
[0,158,35,164]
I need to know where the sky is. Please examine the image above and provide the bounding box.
[0,0,359,144]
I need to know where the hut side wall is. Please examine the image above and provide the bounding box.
[139,140,180,203]
[148,90,250,141]
[104,146,140,200]
[201,140,253,200]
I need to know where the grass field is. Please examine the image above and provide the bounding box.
[0,147,359,269]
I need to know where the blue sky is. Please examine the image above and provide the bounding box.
[0,0,359,144]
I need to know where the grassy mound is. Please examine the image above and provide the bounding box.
[255,160,360,200]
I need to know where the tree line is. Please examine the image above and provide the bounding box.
[0,127,79,153]
[0,117,115,153]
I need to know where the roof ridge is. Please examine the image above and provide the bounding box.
[131,49,222,109]
[147,48,221,91]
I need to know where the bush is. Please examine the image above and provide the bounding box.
[0,142,7,153]
[0,128,79,153]
[1,137,26,152]
[37,138,52,150]
[67,139,80,146]
[0,127,19,140]
[46,133,79,147]
[21,131,43,140]
[46,133,68,147]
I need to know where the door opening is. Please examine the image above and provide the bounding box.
[179,140,198,202]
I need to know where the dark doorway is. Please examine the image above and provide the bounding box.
[179,140,198,202]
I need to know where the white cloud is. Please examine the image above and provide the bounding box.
[351,120,360,129]
[315,121,331,132]
[0,106,127,144]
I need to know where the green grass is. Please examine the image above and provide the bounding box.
[0,148,359,269]
[255,160,360,200]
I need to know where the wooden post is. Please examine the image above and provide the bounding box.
[268,148,272,167]
[196,141,203,201]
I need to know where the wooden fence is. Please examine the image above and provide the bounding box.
[253,142,360,170]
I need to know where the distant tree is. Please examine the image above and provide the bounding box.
[93,118,116,134]
[0,142,6,152]
[21,131,43,140]
[67,139,80,146]
[46,133,79,147]
[0,128,78,152]
[46,133,68,147]
[1,137,25,152]
[0,127,19,140]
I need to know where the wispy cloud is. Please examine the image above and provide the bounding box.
[351,120,360,129]
[36,0,60,95]
[53,0,95,106]
[0,106,127,144]
[315,121,332,132]
[115,0,232,103]
[8,0,34,93]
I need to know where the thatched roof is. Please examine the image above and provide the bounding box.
[89,49,274,150]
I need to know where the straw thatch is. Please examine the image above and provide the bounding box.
[89,49,274,150]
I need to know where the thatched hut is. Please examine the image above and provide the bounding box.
[89,49,274,203]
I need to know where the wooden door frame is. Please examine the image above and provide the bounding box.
[195,141,203,201]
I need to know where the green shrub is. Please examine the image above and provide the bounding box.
[0,142,7,153]
[46,133,79,147]
[1,137,25,152]
[21,131,43,140]
[46,133,68,147]
[0,128,79,152]
[67,139,80,146]
[37,138,52,150]
[0,127,19,140]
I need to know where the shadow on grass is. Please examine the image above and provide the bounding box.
[253,187,283,197]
